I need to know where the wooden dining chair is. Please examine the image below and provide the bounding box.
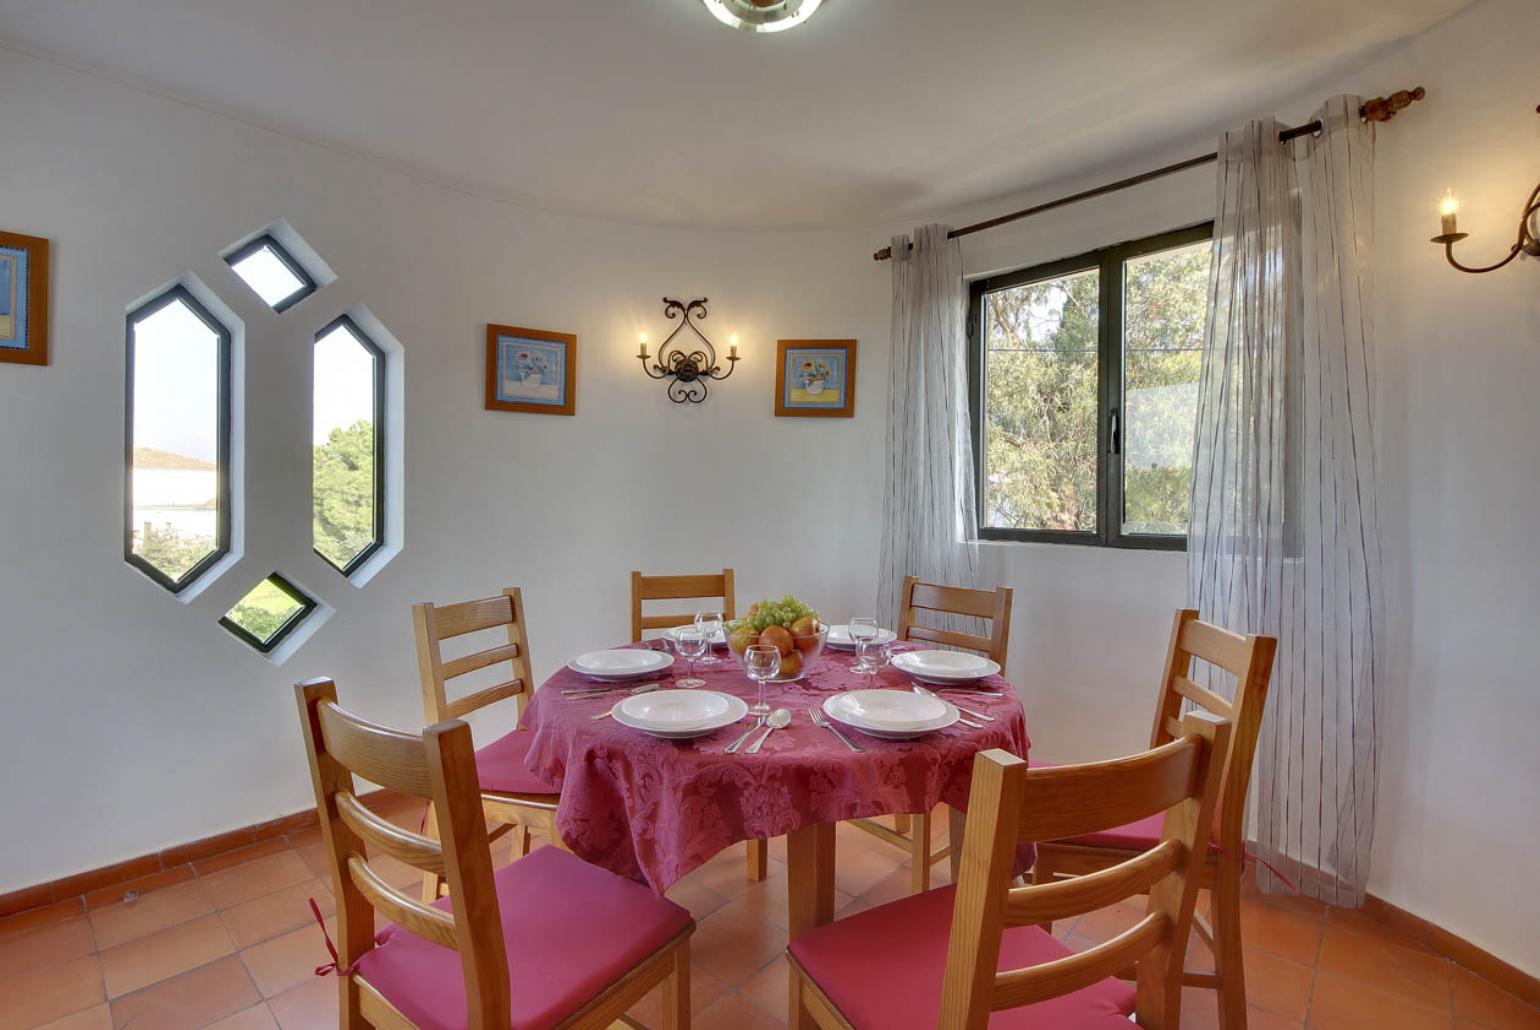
[630,568,737,642]
[787,709,1232,1029]
[1031,609,1277,1030]
[630,567,768,882]
[295,678,694,1030]
[413,587,562,899]
[853,576,1015,894]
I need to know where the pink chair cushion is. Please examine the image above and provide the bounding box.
[475,730,560,795]
[354,845,692,1030]
[789,884,1137,1029]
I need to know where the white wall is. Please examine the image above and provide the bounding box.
[2,0,1537,976]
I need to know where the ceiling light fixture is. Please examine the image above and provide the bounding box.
[702,0,824,34]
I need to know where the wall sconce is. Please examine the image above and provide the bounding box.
[637,298,739,403]
[1430,106,1540,274]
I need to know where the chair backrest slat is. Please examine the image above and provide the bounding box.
[1148,609,1277,856]
[896,576,1013,664]
[414,587,535,725]
[939,710,1232,1030]
[335,793,445,874]
[295,678,512,1027]
[630,568,736,642]
[317,702,435,799]
[347,854,458,949]
[992,912,1169,1011]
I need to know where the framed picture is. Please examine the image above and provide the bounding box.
[485,323,577,416]
[0,230,50,367]
[774,339,856,418]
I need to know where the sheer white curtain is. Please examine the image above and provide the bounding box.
[877,224,981,624]
[1188,97,1384,905]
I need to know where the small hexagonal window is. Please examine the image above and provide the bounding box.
[126,286,231,593]
[313,315,385,576]
[226,235,316,312]
[220,574,317,654]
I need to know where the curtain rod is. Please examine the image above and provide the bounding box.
[872,87,1425,261]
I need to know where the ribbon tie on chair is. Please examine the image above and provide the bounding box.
[309,896,391,977]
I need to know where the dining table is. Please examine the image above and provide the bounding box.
[519,639,1030,1029]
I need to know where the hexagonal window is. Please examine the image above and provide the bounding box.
[313,315,385,576]
[225,234,316,312]
[126,286,231,593]
[220,574,317,654]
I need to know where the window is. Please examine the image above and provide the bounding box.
[968,223,1212,548]
[312,315,385,575]
[226,234,315,312]
[220,574,317,653]
[125,285,231,591]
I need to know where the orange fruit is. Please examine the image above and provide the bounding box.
[777,651,803,679]
[759,624,794,656]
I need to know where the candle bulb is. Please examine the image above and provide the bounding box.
[637,332,650,360]
[1439,189,1459,237]
[728,334,739,360]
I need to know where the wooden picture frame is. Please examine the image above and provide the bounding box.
[0,230,50,367]
[774,339,856,418]
[484,323,577,416]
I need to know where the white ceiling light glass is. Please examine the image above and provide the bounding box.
[702,0,824,34]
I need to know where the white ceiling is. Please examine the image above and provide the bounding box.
[0,0,1468,229]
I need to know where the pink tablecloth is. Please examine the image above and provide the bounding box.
[519,643,1030,892]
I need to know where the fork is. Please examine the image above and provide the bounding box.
[810,708,862,752]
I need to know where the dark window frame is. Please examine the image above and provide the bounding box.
[225,234,317,314]
[312,314,387,578]
[967,221,1213,550]
[123,284,233,593]
[218,573,318,654]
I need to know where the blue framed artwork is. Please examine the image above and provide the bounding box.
[0,231,49,366]
[775,339,857,418]
[485,323,577,415]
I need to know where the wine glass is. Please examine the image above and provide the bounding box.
[695,610,724,665]
[848,617,879,647]
[854,638,892,691]
[674,628,708,688]
[745,644,780,716]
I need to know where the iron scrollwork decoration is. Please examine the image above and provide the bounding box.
[638,298,739,403]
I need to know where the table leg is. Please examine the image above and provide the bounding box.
[785,821,835,1030]
[948,805,967,883]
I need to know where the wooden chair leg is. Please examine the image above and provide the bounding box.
[663,940,690,1030]
[420,802,446,902]
[516,823,533,858]
[909,812,931,894]
[341,975,367,1030]
[892,814,912,835]
[1212,869,1249,1029]
[1030,848,1056,931]
[947,806,965,883]
[746,838,768,882]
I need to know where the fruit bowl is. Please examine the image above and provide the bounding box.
[725,596,829,683]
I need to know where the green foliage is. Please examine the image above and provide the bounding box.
[133,523,215,581]
[313,420,378,569]
[981,243,1209,536]
[225,578,305,643]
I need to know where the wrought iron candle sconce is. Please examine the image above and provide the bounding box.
[1429,105,1540,274]
[637,298,739,403]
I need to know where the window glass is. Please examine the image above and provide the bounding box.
[313,318,382,574]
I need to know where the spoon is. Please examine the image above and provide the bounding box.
[724,715,766,754]
[745,708,792,754]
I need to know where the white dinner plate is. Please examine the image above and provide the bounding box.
[822,689,960,739]
[824,625,898,650]
[890,649,1000,684]
[661,625,729,648]
[567,648,675,681]
[610,689,748,739]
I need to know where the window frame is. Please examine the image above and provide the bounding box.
[312,314,387,578]
[967,221,1214,550]
[123,284,233,593]
[225,234,317,313]
[218,573,318,654]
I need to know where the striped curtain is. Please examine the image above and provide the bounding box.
[877,225,981,626]
[1187,97,1384,905]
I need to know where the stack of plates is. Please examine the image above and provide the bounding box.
[822,689,959,740]
[566,649,674,681]
[824,625,898,650]
[610,690,747,739]
[890,649,1000,684]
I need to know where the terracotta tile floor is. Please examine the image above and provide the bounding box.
[2,796,1535,1029]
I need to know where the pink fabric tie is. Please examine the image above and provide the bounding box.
[309,895,390,977]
